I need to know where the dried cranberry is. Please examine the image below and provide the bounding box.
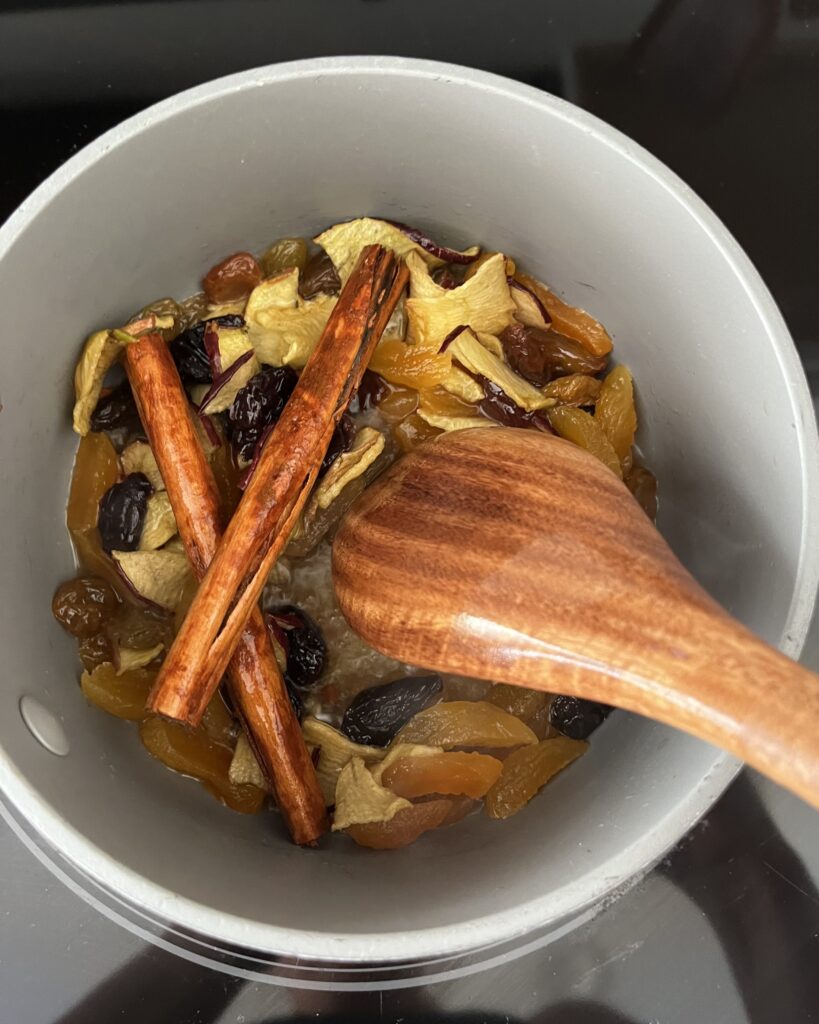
[90,382,143,435]
[500,323,606,385]
[266,604,326,690]
[299,249,340,300]
[349,370,390,414]
[341,675,444,747]
[549,695,611,740]
[98,473,152,553]
[320,414,355,477]
[227,366,298,463]
[170,314,245,385]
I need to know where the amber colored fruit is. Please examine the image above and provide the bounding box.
[515,273,613,357]
[541,374,602,407]
[484,737,588,819]
[178,292,209,331]
[368,339,451,390]
[376,386,419,423]
[109,600,173,650]
[139,717,265,813]
[67,432,120,534]
[260,237,308,278]
[418,387,479,419]
[202,251,263,304]
[596,365,637,466]
[210,442,243,520]
[626,464,658,521]
[393,414,441,454]
[52,576,119,637]
[547,405,622,478]
[486,684,554,739]
[78,632,114,670]
[81,662,155,720]
[463,251,516,281]
[200,692,238,747]
[397,700,538,749]
[345,798,452,849]
[71,529,122,591]
[382,751,503,799]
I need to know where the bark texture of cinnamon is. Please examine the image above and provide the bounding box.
[149,244,408,727]
[124,334,327,846]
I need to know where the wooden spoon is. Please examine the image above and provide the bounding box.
[333,426,819,809]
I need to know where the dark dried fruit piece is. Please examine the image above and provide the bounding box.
[98,473,153,553]
[349,370,390,414]
[170,314,245,385]
[77,631,114,671]
[52,577,119,638]
[299,248,341,300]
[266,604,326,691]
[320,414,355,477]
[90,382,143,436]
[202,252,262,304]
[549,695,611,740]
[227,366,298,463]
[341,674,443,747]
[500,323,606,385]
[432,266,458,289]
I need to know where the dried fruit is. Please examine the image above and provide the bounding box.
[138,492,177,550]
[197,323,259,416]
[81,661,155,720]
[229,733,267,789]
[596,365,637,467]
[386,220,481,265]
[332,757,411,830]
[486,684,553,738]
[52,577,119,638]
[368,339,450,391]
[626,464,658,520]
[509,278,551,328]
[260,237,308,278]
[98,473,153,553]
[209,442,243,520]
[298,248,341,299]
[341,674,443,747]
[373,385,419,423]
[77,632,114,671]
[120,441,164,491]
[350,370,391,413]
[397,701,538,749]
[547,406,622,478]
[515,274,613,357]
[345,798,452,849]
[381,750,502,799]
[137,297,183,340]
[393,414,441,453]
[90,382,143,436]
[302,717,385,805]
[227,365,298,463]
[202,251,263,304]
[500,323,606,385]
[484,737,588,819]
[72,329,126,436]
[266,604,326,690]
[170,314,245,385]
[320,413,355,476]
[112,548,191,611]
[463,250,516,281]
[549,695,611,739]
[301,427,385,529]
[542,373,602,407]
[108,601,173,651]
[67,432,120,534]
[448,328,553,412]
[115,642,164,674]
[245,269,335,369]
[139,717,266,813]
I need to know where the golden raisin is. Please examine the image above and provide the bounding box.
[368,339,451,390]
[547,405,622,478]
[345,798,452,849]
[484,737,588,819]
[393,414,441,454]
[260,237,308,278]
[81,662,155,720]
[382,751,502,799]
[515,274,613,357]
[486,684,554,738]
[52,577,119,637]
[67,432,120,534]
[626,464,658,520]
[202,252,263,304]
[397,701,538,749]
[541,373,602,407]
[376,385,419,423]
[417,387,479,419]
[596,365,637,466]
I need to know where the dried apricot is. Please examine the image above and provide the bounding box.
[202,251,262,304]
[368,339,450,390]
[515,274,613,357]
[397,701,538,749]
[484,737,588,819]
[80,662,155,720]
[346,798,452,849]
[625,464,658,520]
[393,414,441,453]
[547,406,622,478]
[596,365,636,466]
[67,432,120,534]
[486,684,553,738]
[382,750,502,799]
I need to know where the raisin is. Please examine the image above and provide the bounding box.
[549,695,611,740]
[299,249,340,300]
[626,464,658,520]
[345,799,452,849]
[260,237,308,278]
[171,314,245,385]
[226,365,297,463]
[596,365,637,466]
[500,323,606,385]
[265,604,326,690]
[484,737,588,819]
[202,252,262,305]
[77,632,114,670]
[341,675,443,747]
[349,370,390,414]
[478,377,537,429]
[52,577,119,637]
[90,382,143,436]
[397,700,538,749]
[393,413,441,453]
[98,473,152,553]
[320,414,355,476]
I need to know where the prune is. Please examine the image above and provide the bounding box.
[299,248,340,300]
[500,323,606,385]
[320,414,355,476]
[484,737,588,819]
[549,695,611,740]
[202,251,262,304]
[349,370,390,414]
[170,314,245,385]
[90,382,143,436]
[265,604,326,690]
[52,577,119,637]
[98,473,153,553]
[341,674,443,747]
[227,366,298,463]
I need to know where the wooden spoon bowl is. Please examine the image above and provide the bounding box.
[333,426,819,809]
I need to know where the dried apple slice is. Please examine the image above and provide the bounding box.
[246,272,335,369]
[121,441,164,491]
[228,733,268,790]
[198,322,259,414]
[331,757,411,831]
[302,717,385,806]
[138,492,178,551]
[509,278,551,328]
[112,548,191,611]
[448,328,554,413]
[115,642,164,674]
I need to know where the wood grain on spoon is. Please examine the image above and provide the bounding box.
[332,426,819,810]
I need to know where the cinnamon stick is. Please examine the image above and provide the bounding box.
[124,335,327,846]
[149,245,408,726]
